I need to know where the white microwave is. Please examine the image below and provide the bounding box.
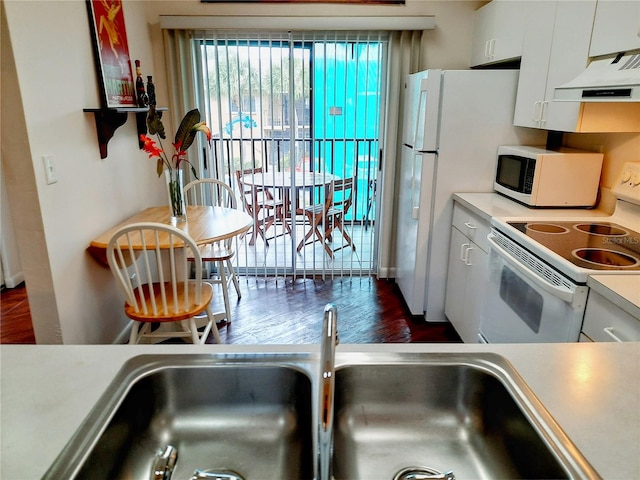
[494,145,604,207]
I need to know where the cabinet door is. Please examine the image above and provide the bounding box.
[543,0,596,131]
[514,1,596,131]
[590,0,640,57]
[513,1,556,128]
[470,0,526,67]
[444,227,469,335]
[462,245,488,344]
[582,290,640,342]
[470,2,496,67]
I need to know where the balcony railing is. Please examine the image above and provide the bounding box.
[210,136,378,223]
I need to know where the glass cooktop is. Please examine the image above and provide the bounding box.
[507,221,640,271]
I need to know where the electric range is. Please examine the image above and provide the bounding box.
[491,162,640,284]
[479,162,640,344]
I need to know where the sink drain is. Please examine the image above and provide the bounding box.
[393,466,455,480]
[190,469,245,480]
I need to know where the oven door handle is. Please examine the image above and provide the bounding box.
[487,234,575,303]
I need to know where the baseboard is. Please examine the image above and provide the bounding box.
[2,271,24,289]
[112,322,132,344]
[378,267,394,279]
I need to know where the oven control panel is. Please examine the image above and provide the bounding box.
[613,162,640,205]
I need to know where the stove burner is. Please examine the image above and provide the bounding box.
[572,248,640,268]
[524,223,570,234]
[574,223,628,236]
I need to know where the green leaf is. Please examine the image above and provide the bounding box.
[175,109,201,151]
[156,158,164,177]
[147,106,166,139]
[189,163,199,180]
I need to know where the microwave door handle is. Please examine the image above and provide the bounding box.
[487,234,575,303]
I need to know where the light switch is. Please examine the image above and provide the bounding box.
[43,155,57,185]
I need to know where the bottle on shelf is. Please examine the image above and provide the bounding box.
[135,59,149,108]
[146,75,156,106]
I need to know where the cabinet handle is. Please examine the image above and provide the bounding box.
[603,327,628,343]
[533,101,542,123]
[460,242,470,262]
[489,38,496,58]
[485,40,491,58]
[464,222,476,230]
[540,100,548,125]
[464,246,474,266]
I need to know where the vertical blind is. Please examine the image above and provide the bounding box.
[173,29,387,279]
[162,26,428,279]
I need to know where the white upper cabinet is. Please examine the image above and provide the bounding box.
[470,0,525,67]
[513,1,597,131]
[590,0,640,57]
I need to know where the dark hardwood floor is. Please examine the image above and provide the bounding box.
[1,282,35,343]
[1,277,461,344]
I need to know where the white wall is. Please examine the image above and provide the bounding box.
[2,0,482,344]
[2,0,164,343]
[0,162,24,288]
[564,132,640,213]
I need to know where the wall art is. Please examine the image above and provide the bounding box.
[201,0,404,4]
[86,0,136,108]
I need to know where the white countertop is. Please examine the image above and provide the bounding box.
[454,192,639,320]
[453,192,610,222]
[588,275,640,319]
[1,343,639,479]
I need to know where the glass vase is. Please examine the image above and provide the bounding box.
[165,168,187,224]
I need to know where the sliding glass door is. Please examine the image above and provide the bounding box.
[193,31,386,278]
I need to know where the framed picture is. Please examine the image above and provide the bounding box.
[86,0,136,108]
[202,0,404,3]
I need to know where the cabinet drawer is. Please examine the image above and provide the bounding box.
[582,291,640,342]
[452,203,490,252]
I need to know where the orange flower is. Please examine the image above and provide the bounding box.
[144,108,209,178]
[140,135,163,158]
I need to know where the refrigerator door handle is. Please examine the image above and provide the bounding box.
[413,89,428,150]
[411,154,419,219]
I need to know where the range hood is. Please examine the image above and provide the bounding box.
[554,53,640,102]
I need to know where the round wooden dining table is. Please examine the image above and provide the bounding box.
[88,205,253,266]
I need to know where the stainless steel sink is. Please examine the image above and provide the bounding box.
[44,352,599,480]
[43,354,314,480]
[332,353,599,480]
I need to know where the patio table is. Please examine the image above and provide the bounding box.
[241,171,339,216]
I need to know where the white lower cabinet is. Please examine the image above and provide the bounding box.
[445,203,490,343]
[580,290,640,342]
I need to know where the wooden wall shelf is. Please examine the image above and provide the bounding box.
[84,107,167,159]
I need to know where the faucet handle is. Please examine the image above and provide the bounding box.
[151,445,178,480]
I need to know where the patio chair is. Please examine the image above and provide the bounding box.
[297,177,355,258]
[235,167,290,245]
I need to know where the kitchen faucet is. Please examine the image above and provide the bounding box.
[318,303,338,480]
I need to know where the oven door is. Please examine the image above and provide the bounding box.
[479,233,589,343]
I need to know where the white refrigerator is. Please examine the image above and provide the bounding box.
[395,69,544,320]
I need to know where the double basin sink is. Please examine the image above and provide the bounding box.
[44,352,599,479]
